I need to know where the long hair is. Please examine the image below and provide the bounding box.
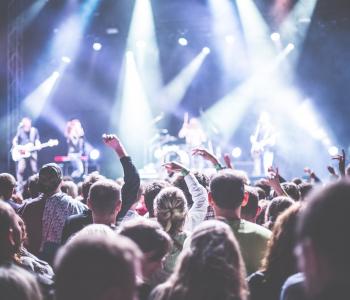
[151,220,248,300]
[260,203,302,295]
[154,187,188,237]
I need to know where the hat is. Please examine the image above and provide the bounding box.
[39,163,62,193]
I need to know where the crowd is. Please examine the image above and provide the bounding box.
[0,134,349,300]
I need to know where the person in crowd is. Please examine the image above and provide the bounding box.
[88,179,121,227]
[209,170,271,275]
[256,199,269,226]
[143,180,171,219]
[279,182,301,201]
[61,134,140,243]
[241,186,260,223]
[0,202,54,299]
[298,182,314,201]
[118,219,172,300]
[12,117,41,186]
[248,203,301,300]
[255,179,272,200]
[61,180,78,199]
[150,220,248,300]
[155,161,208,275]
[54,225,142,300]
[0,173,21,211]
[264,196,294,230]
[21,174,40,201]
[0,265,43,300]
[295,180,350,300]
[19,163,86,263]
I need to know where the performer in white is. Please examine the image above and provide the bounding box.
[250,112,277,176]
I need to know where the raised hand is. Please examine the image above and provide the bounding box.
[261,167,287,197]
[223,153,233,169]
[327,165,339,179]
[192,148,219,165]
[332,149,346,177]
[102,134,127,158]
[162,161,189,175]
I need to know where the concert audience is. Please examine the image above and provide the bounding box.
[2,130,350,300]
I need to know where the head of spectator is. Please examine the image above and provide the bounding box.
[209,170,249,220]
[119,219,172,281]
[292,177,303,185]
[280,182,301,201]
[38,163,63,195]
[241,186,260,223]
[0,173,16,201]
[265,196,294,230]
[87,180,121,226]
[255,179,271,199]
[172,171,209,207]
[296,180,350,298]
[143,180,170,218]
[0,265,43,300]
[151,220,248,300]
[298,182,314,201]
[154,187,188,237]
[0,202,21,264]
[255,187,267,200]
[82,172,106,204]
[21,174,40,200]
[61,180,78,199]
[249,204,302,300]
[55,225,142,300]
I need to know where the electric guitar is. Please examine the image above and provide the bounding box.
[11,139,59,162]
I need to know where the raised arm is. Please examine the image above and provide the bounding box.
[192,148,224,171]
[102,134,140,221]
[163,161,208,231]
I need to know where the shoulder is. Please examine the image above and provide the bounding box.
[66,211,92,225]
[241,220,272,239]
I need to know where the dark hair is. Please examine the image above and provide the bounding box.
[143,180,171,218]
[255,204,302,299]
[292,178,303,185]
[280,182,300,201]
[297,180,350,277]
[0,173,16,199]
[298,182,314,201]
[54,227,141,300]
[82,172,105,203]
[172,171,209,207]
[210,170,245,210]
[25,174,40,199]
[254,179,271,199]
[38,163,62,194]
[88,180,121,217]
[119,219,172,261]
[241,187,259,220]
[0,265,43,300]
[151,220,248,300]
[255,187,266,200]
[265,197,294,230]
[61,180,78,199]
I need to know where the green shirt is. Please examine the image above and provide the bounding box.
[227,219,271,275]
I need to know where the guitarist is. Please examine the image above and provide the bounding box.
[12,117,41,185]
[250,112,276,177]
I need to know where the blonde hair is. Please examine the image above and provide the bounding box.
[154,187,188,236]
[151,220,248,300]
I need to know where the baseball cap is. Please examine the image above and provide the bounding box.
[39,163,63,193]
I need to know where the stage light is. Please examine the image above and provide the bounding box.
[92,42,102,51]
[136,40,146,49]
[90,149,100,160]
[232,147,242,158]
[328,146,339,156]
[52,71,60,78]
[270,32,281,42]
[126,50,134,59]
[225,35,235,45]
[286,43,295,51]
[61,56,71,64]
[202,47,211,54]
[158,49,210,113]
[106,27,119,35]
[178,37,188,46]
[322,138,331,146]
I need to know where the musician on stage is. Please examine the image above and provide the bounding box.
[178,113,207,168]
[65,119,85,179]
[12,117,41,185]
[250,112,276,176]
